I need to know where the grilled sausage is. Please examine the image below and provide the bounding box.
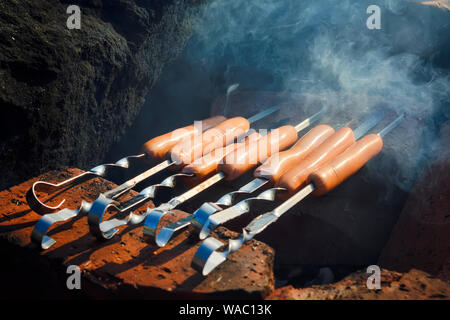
[254,125,335,183]
[182,132,262,185]
[309,134,383,196]
[276,127,355,196]
[141,115,226,160]
[170,117,250,166]
[219,125,298,181]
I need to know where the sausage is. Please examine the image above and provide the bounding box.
[141,115,226,160]
[201,115,228,131]
[254,125,335,183]
[276,127,355,196]
[309,134,383,196]
[182,132,262,185]
[218,125,298,181]
[170,116,250,166]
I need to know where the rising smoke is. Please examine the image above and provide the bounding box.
[185,0,450,192]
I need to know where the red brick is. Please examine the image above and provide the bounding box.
[266,269,450,300]
[0,168,274,299]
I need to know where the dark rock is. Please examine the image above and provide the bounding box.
[378,121,450,281]
[0,0,208,190]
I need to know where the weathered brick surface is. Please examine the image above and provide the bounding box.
[266,269,450,300]
[0,168,274,299]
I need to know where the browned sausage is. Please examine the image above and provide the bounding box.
[182,132,262,185]
[141,115,226,160]
[276,127,355,196]
[309,134,383,196]
[170,117,250,166]
[218,126,298,181]
[254,125,335,183]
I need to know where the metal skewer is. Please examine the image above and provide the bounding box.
[193,111,385,240]
[26,114,228,215]
[31,160,174,249]
[148,109,326,245]
[155,110,383,247]
[31,107,279,249]
[191,114,404,275]
[27,154,146,215]
[87,107,280,240]
[27,108,277,215]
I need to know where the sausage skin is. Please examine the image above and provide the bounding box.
[219,125,298,181]
[254,124,335,183]
[141,115,226,160]
[182,132,262,185]
[170,117,250,166]
[276,127,355,197]
[309,134,383,196]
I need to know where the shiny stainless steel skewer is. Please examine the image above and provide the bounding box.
[87,107,280,240]
[31,107,279,249]
[193,111,385,240]
[191,115,404,275]
[27,114,230,215]
[27,154,147,215]
[154,110,383,247]
[150,109,326,246]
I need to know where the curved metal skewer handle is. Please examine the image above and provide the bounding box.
[27,115,230,215]
[88,172,194,240]
[29,160,177,248]
[31,200,95,249]
[191,184,315,276]
[142,172,226,241]
[27,154,146,215]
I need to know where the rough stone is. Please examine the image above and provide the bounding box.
[0,168,274,299]
[266,268,450,300]
[0,0,209,190]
